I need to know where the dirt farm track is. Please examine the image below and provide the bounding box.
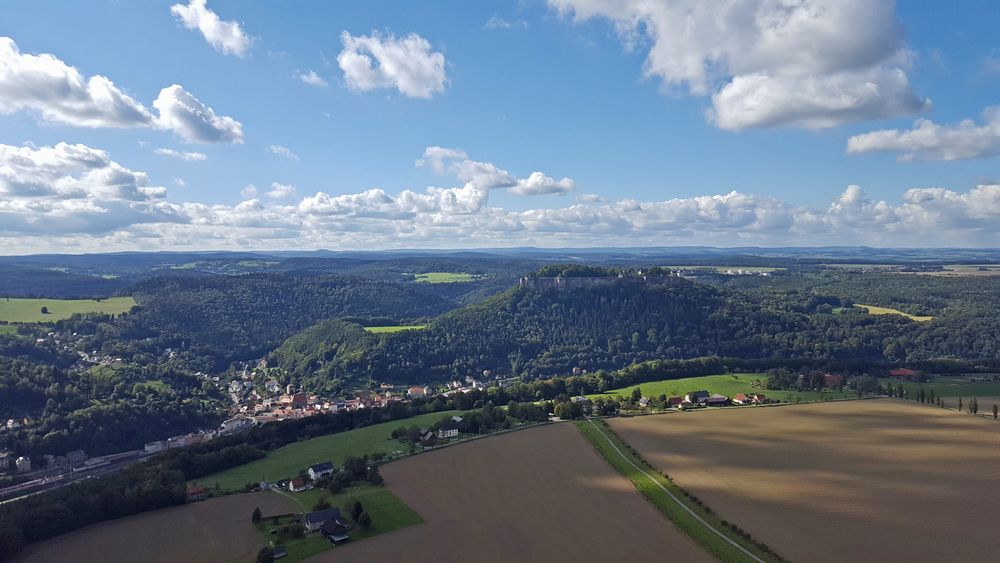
[611,399,1000,563]
[17,491,295,563]
[318,423,712,563]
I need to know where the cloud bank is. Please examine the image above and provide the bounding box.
[1,142,997,253]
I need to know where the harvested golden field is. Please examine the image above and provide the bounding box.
[318,424,711,563]
[17,492,294,563]
[611,399,1000,562]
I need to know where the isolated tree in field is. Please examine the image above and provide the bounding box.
[349,500,364,522]
[993,404,997,420]
[406,425,421,444]
[313,496,331,511]
[970,396,979,415]
[958,397,963,411]
[39,306,48,314]
[358,511,372,530]
[251,507,261,523]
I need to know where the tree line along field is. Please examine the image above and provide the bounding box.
[852,303,934,322]
[587,373,856,404]
[322,424,713,562]
[196,411,461,492]
[609,399,1000,562]
[0,297,136,323]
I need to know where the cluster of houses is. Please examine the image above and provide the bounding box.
[0,448,91,475]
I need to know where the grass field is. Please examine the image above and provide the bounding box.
[197,411,460,491]
[882,375,1000,398]
[363,325,426,333]
[18,491,294,563]
[0,297,135,323]
[413,272,476,283]
[256,486,422,563]
[586,373,855,404]
[0,325,18,335]
[322,424,712,562]
[853,303,934,321]
[576,419,779,562]
[610,399,1000,562]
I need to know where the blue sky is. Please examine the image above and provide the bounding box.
[0,0,998,252]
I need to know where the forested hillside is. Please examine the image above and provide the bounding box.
[280,273,1000,387]
[67,274,455,372]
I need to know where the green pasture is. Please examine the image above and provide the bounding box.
[413,272,476,283]
[586,374,855,404]
[0,297,136,323]
[197,410,460,492]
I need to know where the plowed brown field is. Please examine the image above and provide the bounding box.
[17,491,294,563]
[315,423,712,563]
[611,399,1000,562]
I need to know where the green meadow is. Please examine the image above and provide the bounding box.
[587,373,855,404]
[197,410,461,492]
[413,272,476,283]
[0,297,136,323]
[363,325,426,333]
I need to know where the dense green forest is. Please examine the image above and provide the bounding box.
[275,272,1000,388]
[64,274,456,372]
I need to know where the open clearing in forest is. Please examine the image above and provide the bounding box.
[853,303,934,321]
[363,325,426,333]
[318,424,712,562]
[17,492,294,563]
[198,411,460,492]
[610,399,1000,563]
[0,297,135,323]
[412,272,476,283]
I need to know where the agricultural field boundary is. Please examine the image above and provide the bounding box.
[579,417,779,563]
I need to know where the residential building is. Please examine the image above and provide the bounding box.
[308,461,335,480]
[66,449,87,465]
[15,456,31,472]
[437,428,459,439]
[289,477,309,493]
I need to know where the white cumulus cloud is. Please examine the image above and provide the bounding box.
[337,31,447,98]
[296,70,328,87]
[847,107,1000,161]
[548,0,928,130]
[0,37,243,144]
[153,84,244,144]
[267,145,298,160]
[170,0,252,57]
[266,182,296,199]
[154,148,207,161]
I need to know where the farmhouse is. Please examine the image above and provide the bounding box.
[308,461,335,480]
[824,373,845,388]
[685,390,710,405]
[288,477,309,492]
[706,394,730,406]
[888,368,921,379]
[420,429,438,446]
[408,386,427,398]
[733,393,748,405]
[667,397,684,408]
[185,484,207,502]
[321,518,352,543]
[437,428,459,439]
[303,508,351,541]
[638,397,652,408]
